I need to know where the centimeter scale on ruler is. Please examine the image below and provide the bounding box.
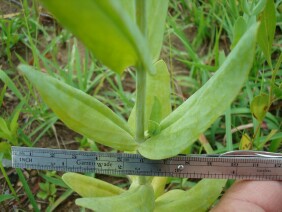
[2,146,282,180]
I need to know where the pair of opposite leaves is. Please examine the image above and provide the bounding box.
[19,23,259,159]
[62,172,226,212]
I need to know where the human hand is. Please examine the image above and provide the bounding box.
[211,181,282,211]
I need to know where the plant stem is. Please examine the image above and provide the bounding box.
[225,107,233,151]
[136,0,147,185]
[135,0,147,144]
[269,53,282,103]
[198,134,213,154]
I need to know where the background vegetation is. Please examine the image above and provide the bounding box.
[0,0,281,211]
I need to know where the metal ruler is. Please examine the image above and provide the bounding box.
[2,146,282,180]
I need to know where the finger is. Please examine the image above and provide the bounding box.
[211,181,282,212]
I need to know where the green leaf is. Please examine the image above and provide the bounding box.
[117,0,168,61]
[39,173,68,188]
[62,173,124,197]
[148,120,161,137]
[252,0,267,16]
[139,23,259,159]
[37,191,48,200]
[148,97,162,136]
[50,184,57,195]
[19,64,137,151]
[75,184,154,212]
[218,50,226,66]
[0,132,12,141]
[39,182,49,192]
[46,189,73,212]
[257,0,276,67]
[0,70,24,101]
[155,179,226,212]
[231,16,247,49]
[40,0,154,74]
[149,97,162,125]
[151,177,167,199]
[273,84,282,99]
[259,129,278,149]
[119,0,169,60]
[0,194,14,203]
[0,142,11,160]
[0,84,7,107]
[250,94,270,122]
[10,103,23,136]
[155,189,185,203]
[241,0,251,16]
[15,168,40,211]
[239,133,252,150]
[0,118,12,140]
[0,118,9,135]
[128,60,171,133]
[146,0,169,61]
[119,0,135,23]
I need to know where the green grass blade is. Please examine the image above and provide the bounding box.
[225,107,233,151]
[0,194,14,203]
[0,84,7,107]
[0,159,18,201]
[0,70,24,100]
[39,173,68,188]
[15,168,40,212]
[46,189,73,212]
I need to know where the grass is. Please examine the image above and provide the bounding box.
[0,0,281,211]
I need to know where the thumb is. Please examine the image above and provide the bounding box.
[211,181,282,212]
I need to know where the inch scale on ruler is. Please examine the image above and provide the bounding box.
[3,146,282,180]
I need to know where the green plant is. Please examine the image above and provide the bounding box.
[0,103,23,146]
[37,181,57,204]
[15,0,266,211]
[0,88,40,211]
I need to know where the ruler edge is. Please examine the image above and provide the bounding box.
[7,146,282,180]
